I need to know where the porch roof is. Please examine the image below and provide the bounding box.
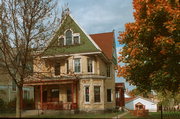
[23,75,78,86]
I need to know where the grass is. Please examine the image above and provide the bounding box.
[0,112,16,118]
[28,112,123,118]
[122,111,180,119]
[0,111,123,118]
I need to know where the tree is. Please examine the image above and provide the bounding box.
[0,0,58,117]
[118,0,180,95]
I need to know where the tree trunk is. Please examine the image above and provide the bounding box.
[16,86,23,118]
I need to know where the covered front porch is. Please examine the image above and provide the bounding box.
[24,78,79,110]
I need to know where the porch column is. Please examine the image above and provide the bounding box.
[40,85,43,110]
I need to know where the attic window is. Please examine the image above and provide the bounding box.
[73,33,80,44]
[58,37,64,46]
[74,36,80,44]
[65,30,72,45]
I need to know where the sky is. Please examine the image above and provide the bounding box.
[58,0,136,90]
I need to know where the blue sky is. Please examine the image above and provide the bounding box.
[58,0,136,90]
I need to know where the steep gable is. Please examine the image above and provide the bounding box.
[43,15,101,56]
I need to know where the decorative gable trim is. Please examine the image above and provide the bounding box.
[69,14,102,51]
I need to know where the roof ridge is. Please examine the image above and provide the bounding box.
[89,31,114,35]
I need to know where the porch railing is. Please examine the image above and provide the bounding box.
[40,102,77,110]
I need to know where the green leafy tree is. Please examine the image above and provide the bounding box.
[118,0,180,94]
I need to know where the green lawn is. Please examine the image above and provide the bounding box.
[28,112,123,118]
[0,111,123,118]
[122,111,180,119]
[0,112,16,118]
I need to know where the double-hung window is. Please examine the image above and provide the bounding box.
[87,58,93,73]
[94,86,101,103]
[84,86,90,103]
[74,58,81,73]
[107,89,112,102]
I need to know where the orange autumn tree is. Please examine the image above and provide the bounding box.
[118,0,180,94]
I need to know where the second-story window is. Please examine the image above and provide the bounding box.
[74,58,81,73]
[54,62,60,76]
[87,58,93,73]
[65,30,72,45]
[107,65,111,77]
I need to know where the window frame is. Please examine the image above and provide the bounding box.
[67,89,72,102]
[64,29,73,45]
[84,85,90,103]
[94,86,101,103]
[87,58,94,73]
[73,58,81,73]
[73,33,80,45]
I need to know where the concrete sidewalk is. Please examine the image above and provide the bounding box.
[112,111,129,119]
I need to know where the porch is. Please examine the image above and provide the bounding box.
[24,78,79,110]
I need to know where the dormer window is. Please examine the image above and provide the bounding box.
[65,30,72,45]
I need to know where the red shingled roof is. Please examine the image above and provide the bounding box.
[89,32,114,60]
[125,97,135,102]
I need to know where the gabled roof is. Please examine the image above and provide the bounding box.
[90,32,114,60]
[43,14,116,62]
[43,14,101,56]
[125,96,157,104]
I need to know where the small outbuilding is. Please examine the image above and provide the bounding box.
[125,96,158,112]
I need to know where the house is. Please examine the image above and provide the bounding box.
[0,60,34,102]
[115,83,125,108]
[125,96,158,112]
[24,12,117,112]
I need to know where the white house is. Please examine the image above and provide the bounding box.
[125,96,158,112]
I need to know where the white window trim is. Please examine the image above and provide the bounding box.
[64,29,73,45]
[73,33,80,44]
[84,85,90,104]
[73,58,82,74]
[87,58,94,74]
[93,85,101,104]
